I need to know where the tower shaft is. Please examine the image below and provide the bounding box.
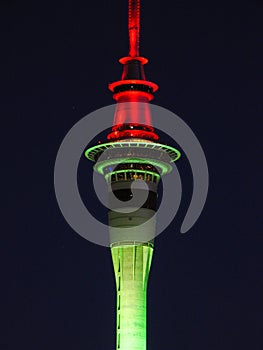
[108,181,157,350]
[111,244,153,350]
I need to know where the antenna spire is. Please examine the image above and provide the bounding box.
[128,0,140,57]
[107,0,158,141]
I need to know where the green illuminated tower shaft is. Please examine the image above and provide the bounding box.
[108,174,158,350]
[111,244,153,350]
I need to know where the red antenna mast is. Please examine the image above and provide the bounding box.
[107,0,159,142]
[128,0,140,57]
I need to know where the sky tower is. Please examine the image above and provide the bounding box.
[85,1,180,349]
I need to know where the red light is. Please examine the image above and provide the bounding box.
[119,56,148,65]
[109,79,158,93]
[106,0,159,143]
[112,91,154,102]
[107,129,159,141]
[128,0,140,57]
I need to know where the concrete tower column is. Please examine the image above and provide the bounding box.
[111,243,153,350]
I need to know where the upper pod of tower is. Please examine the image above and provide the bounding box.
[85,0,180,182]
[107,0,159,142]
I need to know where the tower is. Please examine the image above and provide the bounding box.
[85,1,180,349]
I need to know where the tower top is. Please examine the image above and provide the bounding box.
[118,0,148,66]
[128,0,140,57]
[107,0,158,142]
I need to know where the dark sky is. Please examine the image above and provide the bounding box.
[2,0,263,349]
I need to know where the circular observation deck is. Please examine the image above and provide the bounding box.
[85,140,181,176]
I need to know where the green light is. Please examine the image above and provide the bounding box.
[105,169,161,182]
[94,158,172,176]
[85,140,181,163]
[111,244,153,350]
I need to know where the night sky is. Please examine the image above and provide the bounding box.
[3,0,263,349]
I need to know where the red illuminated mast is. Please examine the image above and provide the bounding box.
[128,0,140,58]
[107,0,159,142]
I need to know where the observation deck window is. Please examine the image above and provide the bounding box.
[117,173,124,181]
[146,174,152,182]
